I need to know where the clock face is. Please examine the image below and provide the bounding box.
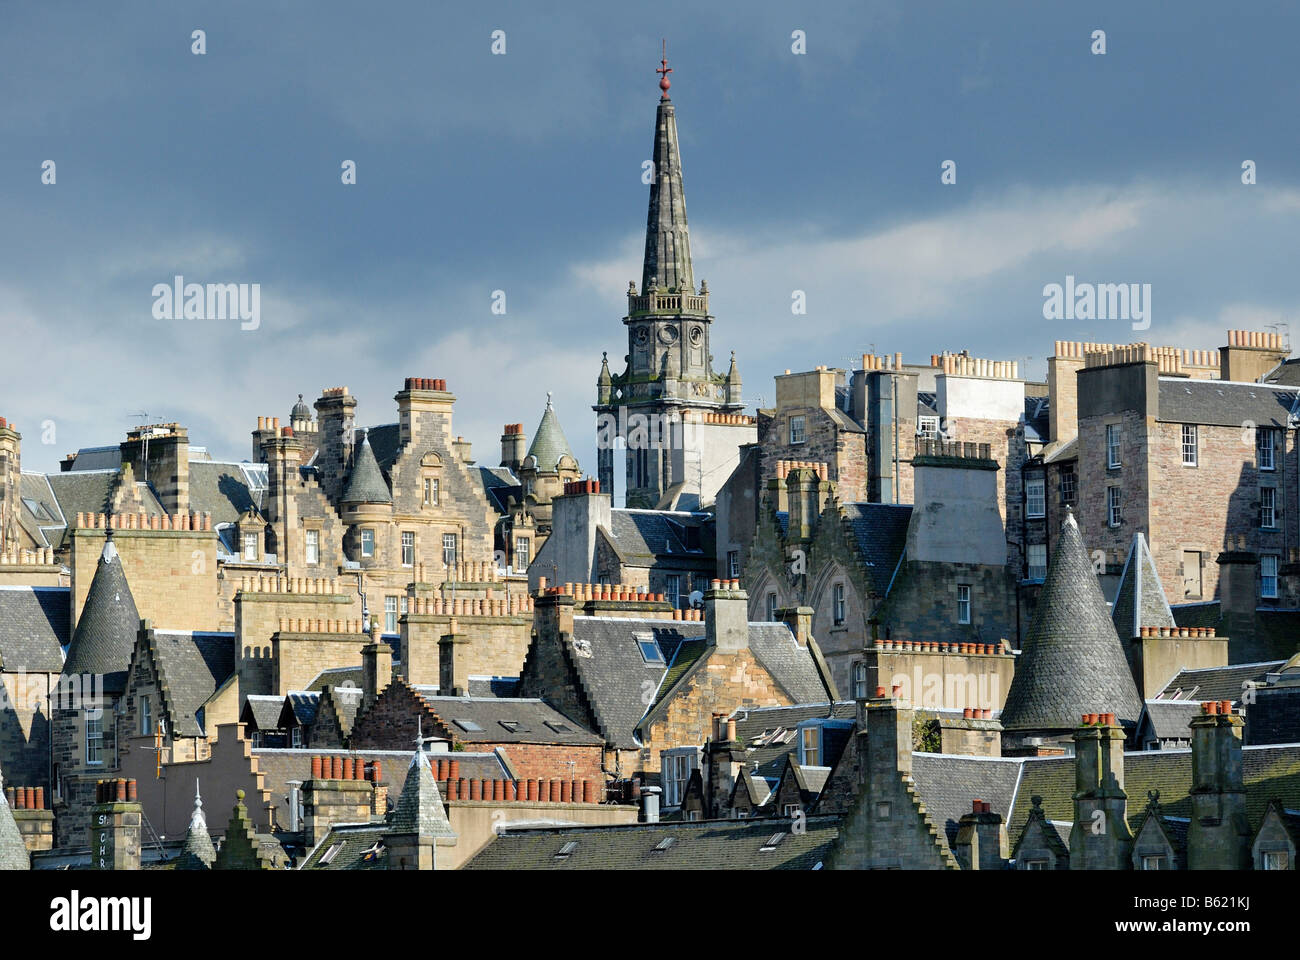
[658,325,679,345]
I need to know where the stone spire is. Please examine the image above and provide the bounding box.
[1110,531,1175,640]
[1000,508,1144,735]
[641,45,693,295]
[63,530,141,694]
[0,766,31,870]
[388,733,456,844]
[174,780,216,870]
[597,352,612,405]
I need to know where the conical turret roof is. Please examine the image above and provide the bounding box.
[0,767,30,870]
[641,51,693,294]
[388,746,456,842]
[341,431,392,505]
[1111,532,1175,641]
[63,533,140,693]
[1000,510,1144,732]
[174,780,216,870]
[525,394,576,473]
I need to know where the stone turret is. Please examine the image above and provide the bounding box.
[385,742,457,870]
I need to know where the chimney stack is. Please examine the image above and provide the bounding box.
[90,779,142,870]
[361,639,393,710]
[639,786,661,824]
[1187,701,1251,869]
[439,620,470,697]
[1068,713,1133,869]
[500,423,527,471]
[705,579,749,652]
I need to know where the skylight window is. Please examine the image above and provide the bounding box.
[319,842,344,865]
[637,635,665,664]
[760,832,787,852]
[651,837,676,853]
[498,720,529,734]
[544,720,572,734]
[453,718,483,733]
[555,841,578,859]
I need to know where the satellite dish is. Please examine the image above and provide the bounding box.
[688,590,705,609]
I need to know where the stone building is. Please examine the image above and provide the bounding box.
[593,57,756,510]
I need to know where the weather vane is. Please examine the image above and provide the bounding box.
[657,39,672,99]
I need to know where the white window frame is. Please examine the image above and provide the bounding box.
[789,415,806,445]
[360,528,375,558]
[800,725,821,767]
[441,533,456,569]
[385,596,398,633]
[1025,476,1045,518]
[85,712,103,765]
[957,584,971,624]
[727,550,740,579]
[1027,543,1048,581]
[1261,487,1277,529]
[662,750,695,807]
[665,575,682,610]
[852,661,869,700]
[767,592,778,621]
[140,696,151,737]
[1108,486,1122,527]
[1059,468,1077,504]
[833,583,846,625]
[516,536,530,568]
[1181,424,1198,467]
[400,531,416,567]
[291,727,304,749]
[1263,850,1289,870]
[1261,554,1279,600]
[305,528,320,565]
[918,415,940,439]
[1258,428,1276,471]
[1106,423,1121,469]
[243,533,258,561]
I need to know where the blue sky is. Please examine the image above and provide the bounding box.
[3,1,1299,478]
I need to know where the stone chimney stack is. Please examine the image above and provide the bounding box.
[314,387,357,504]
[705,579,749,652]
[90,778,142,871]
[534,480,610,588]
[1068,712,1133,870]
[778,605,814,643]
[500,423,527,471]
[1220,329,1288,383]
[953,799,1008,870]
[785,463,826,541]
[361,634,393,710]
[1187,700,1252,870]
[706,714,741,817]
[120,423,190,514]
[864,685,913,782]
[438,619,469,696]
[302,756,375,847]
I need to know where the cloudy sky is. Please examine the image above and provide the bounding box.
[3,1,1299,483]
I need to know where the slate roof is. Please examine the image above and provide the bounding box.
[407,694,603,746]
[340,433,392,505]
[305,666,363,692]
[1157,378,1299,428]
[1023,396,1051,444]
[144,631,235,738]
[0,586,67,672]
[477,466,520,515]
[608,510,710,562]
[1171,600,1221,630]
[278,691,320,728]
[839,503,913,596]
[1111,533,1175,639]
[174,784,216,870]
[45,471,115,523]
[1139,700,1202,741]
[525,398,576,473]
[746,624,837,703]
[732,702,857,780]
[358,423,401,471]
[319,685,364,739]
[1155,660,1285,704]
[466,676,520,698]
[908,753,1026,848]
[463,816,840,870]
[63,536,140,693]
[241,695,286,732]
[301,824,389,870]
[387,750,457,841]
[187,461,262,525]
[1000,511,1144,732]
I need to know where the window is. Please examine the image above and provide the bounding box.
[400,531,415,566]
[762,831,788,851]
[1108,487,1122,527]
[789,415,806,444]
[544,720,571,734]
[360,528,374,558]
[424,477,439,505]
[1023,859,1048,871]
[385,596,398,633]
[801,726,820,766]
[1059,468,1077,505]
[1261,487,1277,529]
[305,529,320,565]
[833,583,846,625]
[852,661,869,700]
[243,533,258,561]
[555,841,578,860]
[515,537,530,568]
[782,804,800,819]
[1261,554,1279,600]
[1181,424,1198,466]
[1182,551,1203,599]
[727,550,740,579]
[665,575,682,609]
[86,713,103,765]
[1026,476,1045,518]
[663,753,692,806]
[319,843,344,865]
[452,718,484,732]
[1263,850,1289,870]
[1142,855,1166,870]
[918,415,940,439]
[651,837,677,854]
[957,585,971,624]
[440,533,456,569]
[291,727,303,748]
[140,697,151,737]
[1027,543,1048,581]
[1106,423,1121,468]
[637,636,664,664]
[767,592,778,622]
[1258,428,1276,471]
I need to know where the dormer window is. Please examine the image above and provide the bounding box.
[242,534,258,561]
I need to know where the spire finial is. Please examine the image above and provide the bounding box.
[546,391,553,409]
[657,39,672,99]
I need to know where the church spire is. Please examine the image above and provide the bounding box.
[641,42,693,295]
